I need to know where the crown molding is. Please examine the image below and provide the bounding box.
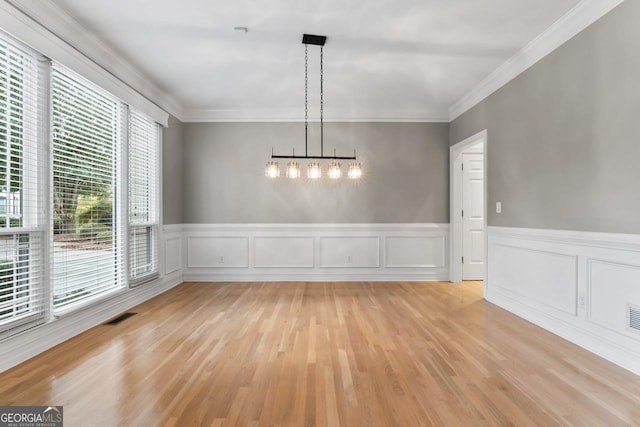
[448,0,625,121]
[181,108,449,123]
[3,0,185,121]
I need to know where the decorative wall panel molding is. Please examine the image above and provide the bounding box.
[486,226,640,375]
[182,223,449,282]
[162,225,184,277]
[255,237,314,268]
[319,236,380,268]
[164,236,182,275]
[491,243,578,316]
[385,235,446,268]
[187,236,249,268]
[587,259,640,336]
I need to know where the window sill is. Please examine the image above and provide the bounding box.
[129,272,160,288]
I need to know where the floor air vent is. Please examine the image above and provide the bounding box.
[628,304,640,334]
[105,312,137,325]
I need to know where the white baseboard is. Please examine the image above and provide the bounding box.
[181,223,449,282]
[184,271,448,283]
[487,226,640,376]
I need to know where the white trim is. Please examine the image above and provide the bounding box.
[181,108,449,123]
[184,271,447,283]
[162,223,185,234]
[448,0,625,120]
[486,225,640,376]
[181,223,449,232]
[163,236,182,275]
[449,130,487,283]
[489,225,640,250]
[0,0,180,124]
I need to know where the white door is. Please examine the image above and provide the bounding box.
[462,152,484,279]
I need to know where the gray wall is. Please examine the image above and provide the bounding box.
[162,114,184,224]
[183,122,449,223]
[450,1,640,234]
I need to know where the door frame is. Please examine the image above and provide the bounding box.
[449,129,488,284]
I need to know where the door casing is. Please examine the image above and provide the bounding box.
[449,129,488,286]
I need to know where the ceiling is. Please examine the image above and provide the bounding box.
[46,0,583,121]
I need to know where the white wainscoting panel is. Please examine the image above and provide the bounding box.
[162,224,184,280]
[320,237,379,268]
[255,237,314,268]
[588,259,640,337]
[385,236,446,268]
[164,236,182,275]
[487,226,640,375]
[183,224,448,282]
[491,244,578,316]
[187,236,249,268]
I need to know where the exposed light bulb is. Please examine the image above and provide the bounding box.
[307,161,322,179]
[286,161,300,179]
[265,161,280,178]
[347,162,362,179]
[328,161,341,179]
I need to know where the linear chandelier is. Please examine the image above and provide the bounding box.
[265,34,362,180]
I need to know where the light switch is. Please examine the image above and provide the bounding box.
[496,202,502,213]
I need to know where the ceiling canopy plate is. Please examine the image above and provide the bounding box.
[302,34,326,46]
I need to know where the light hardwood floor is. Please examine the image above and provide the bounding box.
[1,281,640,426]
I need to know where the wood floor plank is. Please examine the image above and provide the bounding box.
[1,281,640,426]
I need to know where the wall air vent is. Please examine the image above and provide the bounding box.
[628,304,640,335]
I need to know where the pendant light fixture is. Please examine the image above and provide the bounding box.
[265,34,362,180]
[286,161,301,178]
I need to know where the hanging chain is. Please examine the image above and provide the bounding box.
[305,44,308,126]
[304,44,308,156]
[320,46,323,120]
[320,45,324,157]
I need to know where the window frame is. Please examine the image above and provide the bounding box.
[50,63,126,313]
[127,108,160,287]
[0,32,47,338]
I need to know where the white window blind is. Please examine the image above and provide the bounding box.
[0,34,45,336]
[51,64,125,309]
[128,109,159,284]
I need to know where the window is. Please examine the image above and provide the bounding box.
[0,34,44,335]
[0,26,165,332]
[128,109,159,284]
[51,64,125,309]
